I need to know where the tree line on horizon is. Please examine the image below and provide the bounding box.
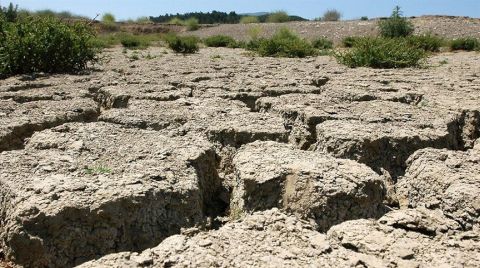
[149,10,308,24]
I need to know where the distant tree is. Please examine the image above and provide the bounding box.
[379,6,414,38]
[101,13,116,24]
[0,2,18,22]
[322,9,341,21]
[266,11,290,23]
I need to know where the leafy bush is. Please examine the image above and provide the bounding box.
[0,16,97,77]
[322,9,341,21]
[342,36,361,47]
[379,6,414,38]
[165,34,199,54]
[119,34,151,49]
[168,17,184,25]
[360,16,369,21]
[312,37,333,49]
[266,11,290,23]
[240,16,259,24]
[335,37,426,68]
[406,34,444,52]
[204,35,237,48]
[185,17,199,31]
[450,37,480,51]
[249,28,316,58]
[102,13,116,24]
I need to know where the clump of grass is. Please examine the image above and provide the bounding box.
[0,16,98,78]
[406,34,444,52]
[91,33,162,49]
[185,17,199,31]
[204,35,237,48]
[119,34,148,49]
[165,34,199,54]
[248,28,316,58]
[240,16,259,24]
[266,11,290,23]
[449,37,480,51]
[312,37,333,49]
[379,6,414,38]
[322,9,341,21]
[335,37,426,68]
[342,36,362,47]
[85,165,112,175]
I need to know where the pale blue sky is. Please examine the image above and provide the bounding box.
[3,0,480,20]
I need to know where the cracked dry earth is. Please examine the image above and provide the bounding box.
[0,47,479,268]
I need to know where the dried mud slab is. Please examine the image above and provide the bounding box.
[397,148,480,230]
[78,209,390,268]
[0,99,99,152]
[231,141,386,231]
[100,98,288,147]
[328,208,480,267]
[0,122,222,267]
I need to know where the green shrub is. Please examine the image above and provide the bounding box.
[102,13,116,24]
[249,28,316,58]
[168,17,184,25]
[342,36,361,47]
[406,34,444,52]
[379,6,414,38]
[312,37,333,49]
[240,16,259,24]
[0,16,97,77]
[165,34,199,54]
[360,16,369,21]
[450,37,480,51]
[204,35,237,47]
[135,16,152,24]
[185,17,199,31]
[266,11,290,23]
[335,37,426,68]
[322,9,341,21]
[1,2,18,22]
[119,34,151,49]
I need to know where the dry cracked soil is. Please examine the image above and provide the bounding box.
[1,34,480,267]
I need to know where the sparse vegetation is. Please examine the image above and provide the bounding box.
[119,34,151,49]
[185,17,200,31]
[204,35,237,48]
[406,34,444,52]
[266,11,290,23]
[85,165,112,175]
[312,37,333,49]
[168,17,184,25]
[248,28,316,58]
[165,34,199,54]
[335,37,426,68]
[0,16,97,77]
[379,6,414,38]
[450,37,480,51]
[342,36,362,47]
[322,9,342,21]
[101,12,118,31]
[240,16,259,24]
[360,16,369,21]
[91,33,162,49]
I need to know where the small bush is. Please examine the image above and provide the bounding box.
[266,11,290,23]
[165,34,199,54]
[169,17,184,25]
[119,34,150,49]
[360,16,369,21]
[240,16,259,24]
[249,28,316,58]
[322,9,341,21]
[379,6,414,38]
[185,17,199,31]
[312,37,333,49]
[335,37,426,68]
[135,17,152,24]
[102,13,116,24]
[342,36,361,47]
[204,35,237,48]
[450,37,480,51]
[406,34,444,52]
[0,16,97,77]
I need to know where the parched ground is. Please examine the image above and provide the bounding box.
[189,16,480,42]
[0,42,480,267]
